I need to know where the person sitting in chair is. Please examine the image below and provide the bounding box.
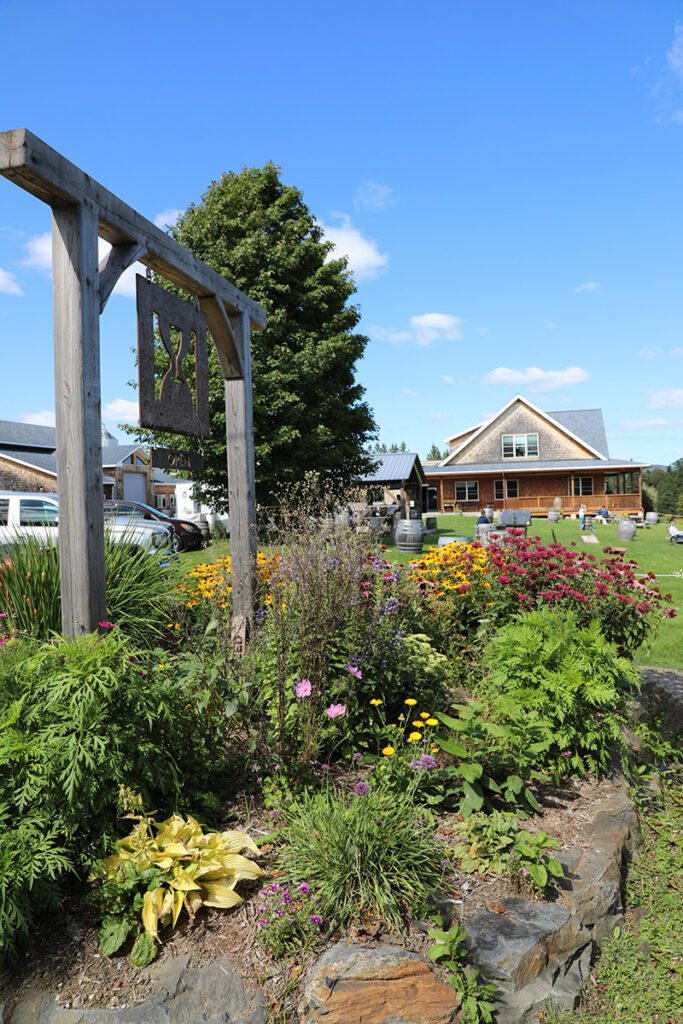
[476,509,491,525]
[668,517,683,542]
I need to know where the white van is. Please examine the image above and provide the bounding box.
[0,492,174,555]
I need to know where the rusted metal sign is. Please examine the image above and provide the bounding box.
[151,446,205,473]
[137,275,210,438]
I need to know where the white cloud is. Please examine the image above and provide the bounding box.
[0,267,22,295]
[667,22,683,81]
[638,344,661,359]
[153,208,182,230]
[649,387,683,408]
[371,325,412,344]
[21,232,52,270]
[320,214,388,279]
[410,313,463,347]
[484,365,589,392]
[619,418,669,430]
[573,281,601,294]
[441,374,455,385]
[670,346,683,357]
[19,410,55,427]
[102,398,139,422]
[354,182,395,211]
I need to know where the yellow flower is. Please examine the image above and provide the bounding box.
[412,720,423,728]
[426,718,439,727]
[158,663,167,670]
[431,745,439,754]
[382,746,396,757]
[370,698,383,706]
[407,732,422,743]
[404,698,417,706]
[264,593,273,605]
[420,712,430,719]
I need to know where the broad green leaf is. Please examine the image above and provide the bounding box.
[130,930,157,967]
[98,915,131,956]
[527,863,547,888]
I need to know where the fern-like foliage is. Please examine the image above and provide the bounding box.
[482,608,639,776]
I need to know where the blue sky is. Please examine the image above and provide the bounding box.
[1,0,682,465]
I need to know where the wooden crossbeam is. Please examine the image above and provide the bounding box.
[0,129,267,340]
[98,241,147,312]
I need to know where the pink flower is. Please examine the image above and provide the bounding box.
[347,664,362,679]
[98,621,116,630]
[324,703,347,719]
[295,678,312,698]
[664,607,678,619]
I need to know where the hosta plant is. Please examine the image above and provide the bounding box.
[92,814,263,965]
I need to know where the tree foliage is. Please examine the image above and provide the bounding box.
[654,459,683,516]
[425,443,447,460]
[157,163,376,507]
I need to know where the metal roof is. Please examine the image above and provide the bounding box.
[0,418,57,450]
[425,458,647,476]
[100,445,146,466]
[0,447,57,474]
[547,408,609,457]
[359,452,426,485]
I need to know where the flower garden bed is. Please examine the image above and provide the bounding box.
[0,517,680,1023]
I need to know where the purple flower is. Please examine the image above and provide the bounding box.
[347,664,363,679]
[354,780,370,797]
[299,883,310,895]
[0,613,7,619]
[325,703,347,719]
[309,914,323,925]
[522,867,529,877]
[295,678,312,698]
[410,754,437,772]
[352,752,363,762]
[270,883,280,893]
[258,918,266,928]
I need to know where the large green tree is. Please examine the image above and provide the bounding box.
[163,163,376,507]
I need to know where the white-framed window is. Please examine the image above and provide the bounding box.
[570,476,594,496]
[494,479,504,500]
[502,433,539,459]
[455,480,479,502]
[506,479,519,498]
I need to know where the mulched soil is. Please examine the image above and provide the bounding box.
[0,774,619,1018]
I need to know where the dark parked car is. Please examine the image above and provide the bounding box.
[103,500,207,552]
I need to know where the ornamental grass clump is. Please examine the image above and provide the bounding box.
[279,786,445,931]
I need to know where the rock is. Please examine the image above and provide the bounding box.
[463,782,637,1022]
[5,956,265,1024]
[299,941,459,1024]
[639,667,683,739]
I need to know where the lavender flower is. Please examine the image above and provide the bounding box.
[354,780,370,797]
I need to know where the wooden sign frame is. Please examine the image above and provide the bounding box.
[0,128,264,642]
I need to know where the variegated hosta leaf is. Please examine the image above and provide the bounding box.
[200,883,244,909]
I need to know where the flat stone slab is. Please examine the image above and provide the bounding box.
[464,782,637,1023]
[299,941,459,1024]
[639,667,683,739]
[3,955,265,1024]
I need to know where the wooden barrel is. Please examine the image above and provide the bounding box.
[395,519,424,553]
[369,517,384,537]
[645,512,658,525]
[425,516,438,531]
[548,510,560,523]
[617,520,637,542]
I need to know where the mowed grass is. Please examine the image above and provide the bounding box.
[180,515,682,669]
[382,514,683,671]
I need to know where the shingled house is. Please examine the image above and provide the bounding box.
[424,396,646,517]
[0,419,153,503]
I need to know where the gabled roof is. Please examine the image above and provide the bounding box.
[547,409,609,458]
[0,447,57,475]
[425,457,648,476]
[440,395,607,466]
[0,418,57,450]
[360,452,426,485]
[101,445,146,467]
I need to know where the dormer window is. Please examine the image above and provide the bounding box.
[502,433,539,459]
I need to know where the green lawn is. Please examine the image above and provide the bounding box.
[179,516,682,670]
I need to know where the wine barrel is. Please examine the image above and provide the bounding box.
[548,510,560,523]
[645,512,658,525]
[617,520,637,542]
[395,519,424,553]
[425,516,438,531]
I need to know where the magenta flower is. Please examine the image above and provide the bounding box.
[309,914,323,925]
[347,664,362,679]
[324,703,346,719]
[295,678,312,698]
[299,883,310,895]
[98,620,116,630]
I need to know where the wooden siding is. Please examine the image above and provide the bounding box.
[447,400,596,464]
[0,457,55,493]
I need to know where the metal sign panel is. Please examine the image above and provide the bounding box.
[152,446,205,473]
[137,275,210,438]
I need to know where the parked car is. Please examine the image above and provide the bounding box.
[0,492,174,555]
[103,500,207,552]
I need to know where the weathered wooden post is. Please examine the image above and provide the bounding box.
[0,129,265,642]
[51,199,107,633]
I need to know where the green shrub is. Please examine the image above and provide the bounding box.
[0,535,179,645]
[482,608,639,776]
[279,786,444,930]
